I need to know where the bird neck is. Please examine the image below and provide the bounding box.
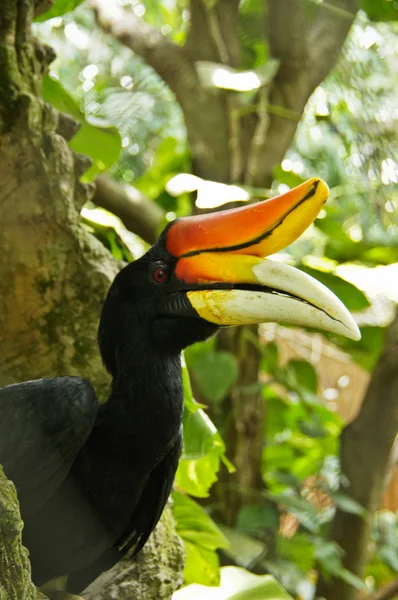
[96,342,184,458]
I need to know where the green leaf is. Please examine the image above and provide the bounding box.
[172,566,294,600]
[182,357,206,412]
[173,492,229,551]
[69,118,122,180]
[261,342,279,373]
[300,265,370,311]
[190,350,239,404]
[173,492,228,585]
[314,538,368,591]
[182,408,225,460]
[274,165,305,189]
[42,76,121,178]
[176,452,221,498]
[179,361,234,496]
[332,492,367,517]
[285,360,318,394]
[42,75,81,120]
[237,505,279,535]
[34,0,84,21]
[361,0,398,21]
[277,533,315,573]
[183,540,221,586]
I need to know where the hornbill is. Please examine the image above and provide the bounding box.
[0,178,360,594]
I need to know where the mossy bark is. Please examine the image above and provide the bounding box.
[0,468,45,600]
[0,0,184,597]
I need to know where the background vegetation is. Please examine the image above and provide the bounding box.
[0,0,397,599]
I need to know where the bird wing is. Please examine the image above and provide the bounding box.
[0,376,98,516]
[117,432,182,557]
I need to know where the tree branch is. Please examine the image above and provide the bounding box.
[317,311,398,600]
[88,0,190,96]
[93,176,164,245]
[307,0,359,87]
[245,0,359,187]
[363,578,398,600]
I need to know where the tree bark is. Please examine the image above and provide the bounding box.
[0,468,46,600]
[317,312,398,600]
[93,175,164,245]
[363,577,398,600]
[0,0,184,597]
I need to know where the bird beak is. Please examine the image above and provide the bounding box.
[162,178,361,341]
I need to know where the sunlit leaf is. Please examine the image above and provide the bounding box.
[172,566,294,599]
[173,492,229,551]
[176,453,221,498]
[196,60,279,91]
[183,540,221,586]
[182,409,225,460]
[173,491,229,586]
[34,0,84,21]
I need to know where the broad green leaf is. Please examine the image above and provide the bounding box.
[182,356,205,412]
[42,75,81,120]
[172,567,294,600]
[69,118,122,180]
[42,76,121,178]
[173,492,228,586]
[176,453,221,498]
[179,360,234,496]
[182,409,225,460]
[173,492,229,551]
[285,359,318,394]
[34,0,84,21]
[300,265,370,311]
[183,540,221,586]
[190,351,239,404]
[361,0,398,21]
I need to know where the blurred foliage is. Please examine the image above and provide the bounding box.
[34,1,398,599]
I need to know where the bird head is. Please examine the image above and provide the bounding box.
[100,178,360,367]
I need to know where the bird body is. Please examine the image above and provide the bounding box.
[0,179,360,592]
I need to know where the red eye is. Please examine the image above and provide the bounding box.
[152,266,169,284]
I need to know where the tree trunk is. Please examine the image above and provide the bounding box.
[0,468,46,600]
[317,312,398,600]
[0,0,184,597]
